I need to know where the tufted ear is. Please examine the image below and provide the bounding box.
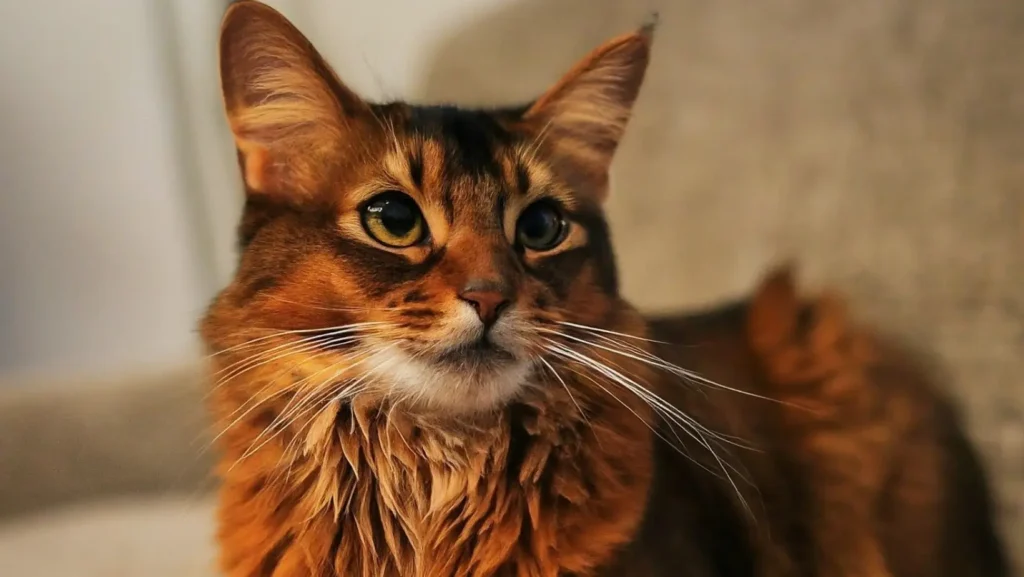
[219,1,372,199]
[522,22,654,201]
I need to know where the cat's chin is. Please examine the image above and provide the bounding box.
[368,345,534,414]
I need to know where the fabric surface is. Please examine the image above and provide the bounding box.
[0,497,216,577]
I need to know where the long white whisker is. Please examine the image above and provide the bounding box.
[206,322,388,359]
[264,295,407,314]
[544,346,723,479]
[249,346,378,447]
[209,343,371,449]
[537,357,593,431]
[234,343,398,467]
[205,339,358,409]
[543,340,753,518]
[212,334,361,420]
[545,338,754,452]
[542,327,784,405]
[552,329,778,450]
[206,324,390,402]
[555,321,667,344]
[210,324,380,382]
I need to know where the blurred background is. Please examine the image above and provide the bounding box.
[0,0,1020,575]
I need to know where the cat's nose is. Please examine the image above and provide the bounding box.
[458,280,512,328]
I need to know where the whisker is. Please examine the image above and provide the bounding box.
[542,327,786,405]
[544,337,756,452]
[207,343,370,449]
[543,340,754,519]
[544,346,723,479]
[200,334,379,457]
[206,324,389,397]
[233,343,398,467]
[210,333,355,386]
[264,295,408,314]
[208,324,381,382]
[537,357,595,435]
[205,335,360,403]
[555,329,775,450]
[246,347,376,449]
[205,322,388,359]
[555,321,667,344]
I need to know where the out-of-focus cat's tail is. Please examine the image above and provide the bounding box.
[744,264,876,421]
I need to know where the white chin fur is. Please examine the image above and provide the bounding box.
[365,303,535,413]
[369,347,533,413]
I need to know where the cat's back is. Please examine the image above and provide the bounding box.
[626,267,1009,577]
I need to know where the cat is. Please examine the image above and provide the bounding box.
[200,2,1009,576]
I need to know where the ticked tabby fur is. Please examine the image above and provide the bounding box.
[201,2,1009,576]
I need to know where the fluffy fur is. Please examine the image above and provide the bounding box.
[201,2,1009,576]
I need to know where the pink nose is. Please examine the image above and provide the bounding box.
[458,281,511,327]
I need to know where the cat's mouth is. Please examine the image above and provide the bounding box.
[433,336,518,369]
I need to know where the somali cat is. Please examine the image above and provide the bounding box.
[201,2,1009,576]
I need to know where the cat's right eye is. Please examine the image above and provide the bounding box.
[360,191,427,248]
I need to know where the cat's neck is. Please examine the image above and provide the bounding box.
[213,379,655,577]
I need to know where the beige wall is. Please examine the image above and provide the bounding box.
[0,0,209,379]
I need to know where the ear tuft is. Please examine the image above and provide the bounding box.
[219,1,369,199]
[523,26,654,201]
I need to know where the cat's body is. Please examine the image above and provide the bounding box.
[202,2,1008,576]
[612,291,1008,577]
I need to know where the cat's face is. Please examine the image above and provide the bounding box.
[202,1,652,414]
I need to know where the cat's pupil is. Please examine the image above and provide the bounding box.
[369,194,416,236]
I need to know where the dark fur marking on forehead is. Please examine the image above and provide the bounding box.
[495,194,508,225]
[405,106,515,180]
[515,163,531,195]
[407,145,424,190]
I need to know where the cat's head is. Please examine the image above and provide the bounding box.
[202,1,653,414]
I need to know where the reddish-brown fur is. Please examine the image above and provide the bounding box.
[201,2,1008,576]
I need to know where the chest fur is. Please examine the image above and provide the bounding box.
[215,393,653,577]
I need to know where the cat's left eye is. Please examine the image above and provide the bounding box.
[516,201,567,251]
[361,191,427,248]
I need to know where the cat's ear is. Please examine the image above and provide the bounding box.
[219,1,371,199]
[522,23,654,201]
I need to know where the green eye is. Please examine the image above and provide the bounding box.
[516,201,567,251]
[361,191,426,248]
